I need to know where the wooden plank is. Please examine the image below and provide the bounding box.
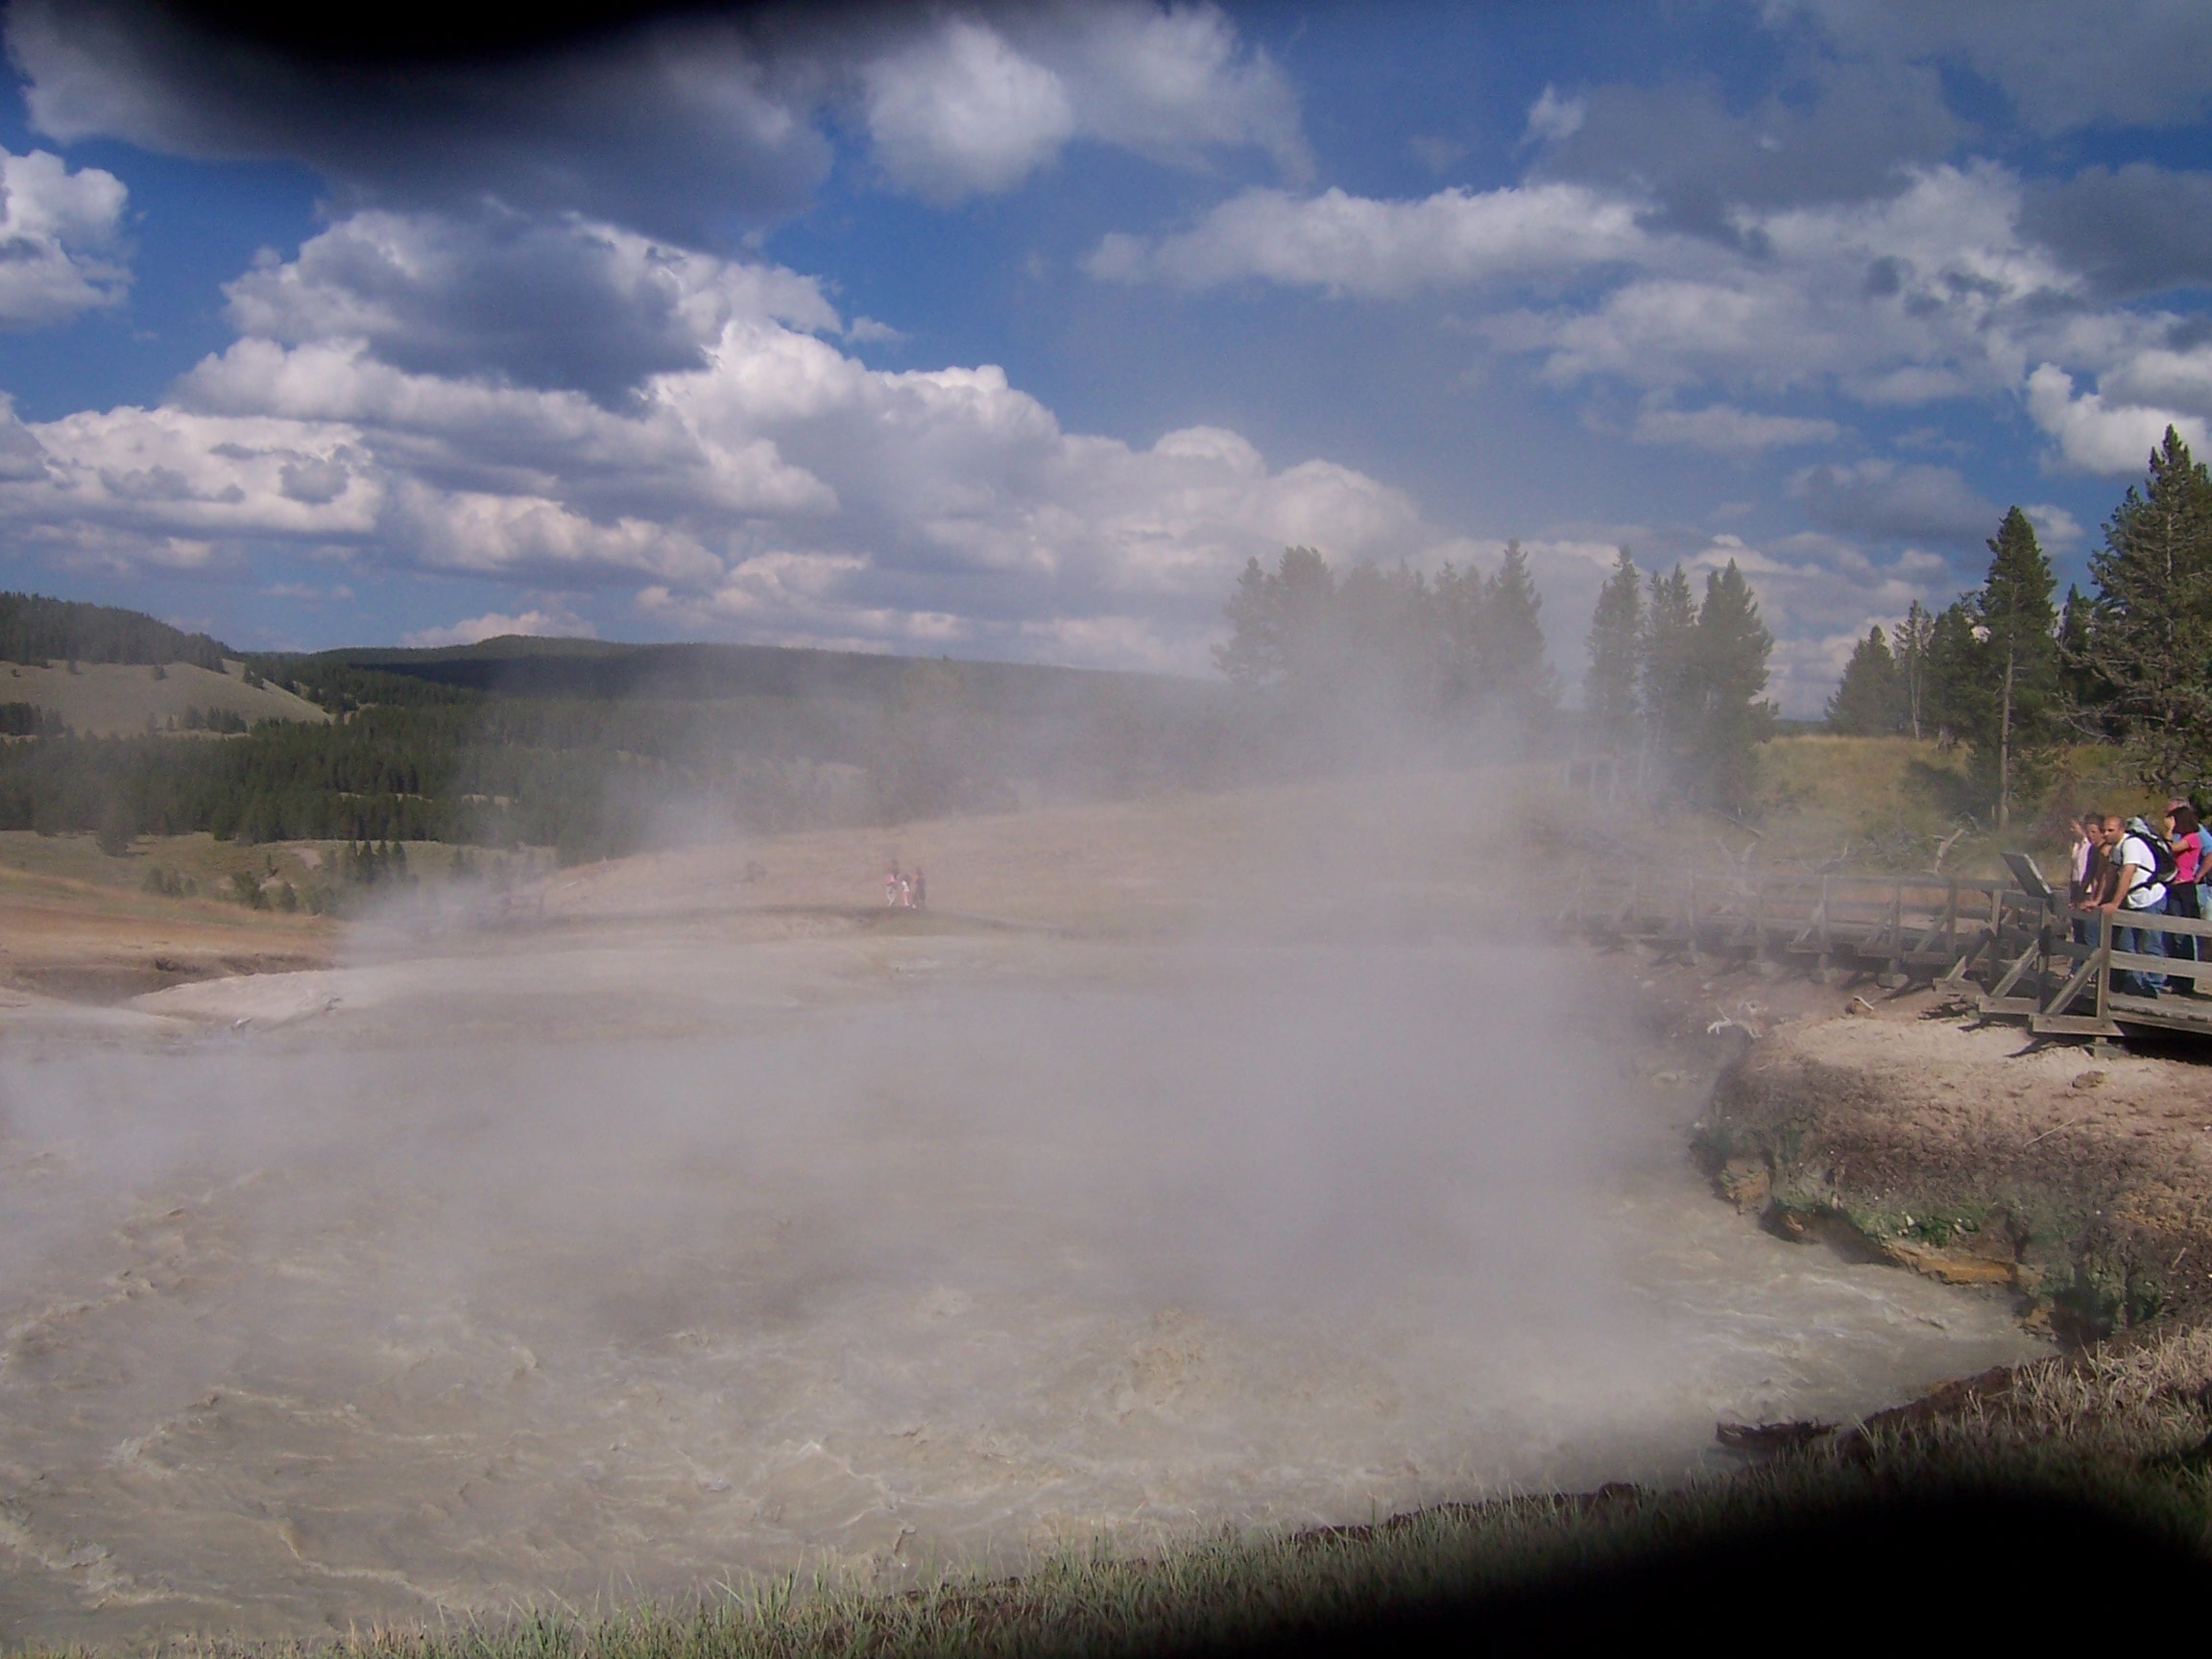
[2108,949,2179,973]
[2032,1013,2123,1037]
[2065,904,2212,940]
[2108,998,2212,1036]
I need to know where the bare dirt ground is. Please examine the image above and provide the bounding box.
[0,842,328,1002]
[1637,947,2212,1339]
[528,768,1506,935]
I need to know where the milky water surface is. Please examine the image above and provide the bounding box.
[0,938,2044,1647]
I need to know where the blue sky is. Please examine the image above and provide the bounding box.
[1,1,2210,712]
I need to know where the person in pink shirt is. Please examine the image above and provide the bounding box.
[2165,801,2205,995]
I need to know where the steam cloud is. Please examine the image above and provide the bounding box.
[0,779,2043,1643]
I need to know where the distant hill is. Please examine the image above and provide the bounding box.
[0,594,321,736]
[3,659,328,737]
[0,592,229,671]
[0,600,1250,860]
[258,635,1220,716]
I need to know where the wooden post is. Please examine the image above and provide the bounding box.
[1686,876,1701,966]
[1814,874,1834,982]
[2095,909,2111,1024]
[2037,896,2056,1004]
[1879,879,1907,987]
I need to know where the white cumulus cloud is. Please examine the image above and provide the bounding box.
[1087,181,1647,296]
[2025,363,2211,475]
[862,19,1078,202]
[1523,84,1586,146]
[859,4,1303,203]
[1093,156,2212,507]
[0,204,1459,672]
[0,146,130,326]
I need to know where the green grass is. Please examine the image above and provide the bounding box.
[1614,733,2185,883]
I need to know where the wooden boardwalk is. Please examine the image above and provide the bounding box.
[1572,866,2212,1046]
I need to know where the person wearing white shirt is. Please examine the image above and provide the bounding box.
[2099,813,2167,996]
[2066,813,2102,948]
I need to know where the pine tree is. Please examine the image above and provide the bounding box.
[1826,627,1900,734]
[1214,545,1349,709]
[1893,599,1934,740]
[1480,541,1557,720]
[2082,426,2212,790]
[1921,600,1984,746]
[1971,506,2059,830]
[2055,584,2117,735]
[1688,561,1776,809]
[1584,547,1644,753]
[1640,565,1699,770]
[1431,561,1487,709]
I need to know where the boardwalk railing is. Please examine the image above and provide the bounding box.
[1573,868,2212,1044]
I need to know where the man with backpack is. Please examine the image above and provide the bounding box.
[2100,813,2170,996]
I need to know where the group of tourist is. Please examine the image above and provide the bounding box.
[2066,804,2208,997]
[882,862,926,910]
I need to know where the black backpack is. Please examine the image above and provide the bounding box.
[2133,828,2179,888]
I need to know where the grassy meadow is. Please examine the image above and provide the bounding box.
[1625,733,2180,884]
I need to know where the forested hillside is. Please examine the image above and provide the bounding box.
[0,618,1250,859]
[0,592,228,671]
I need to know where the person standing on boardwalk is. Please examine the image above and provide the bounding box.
[2067,813,2104,946]
[884,864,900,906]
[912,866,926,909]
[2165,802,2205,995]
[2101,813,2167,997]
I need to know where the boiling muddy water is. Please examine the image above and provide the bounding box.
[1,928,2045,1647]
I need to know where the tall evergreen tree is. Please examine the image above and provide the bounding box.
[2055,583,2118,736]
[1584,547,1644,753]
[1826,626,1900,734]
[1212,543,1554,740]
[1214,545,1339,696]
[1970,507,2059,828]
[1479,541,1557,718]
[1688,561,1777,809]
[1893,599,1934,741]
[2082,426,2212,789]
[1640,564,1699,769]
[1921,600,1984,746]
[1431,560,1487,709]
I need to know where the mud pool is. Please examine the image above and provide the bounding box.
[0,932,2047,1646]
